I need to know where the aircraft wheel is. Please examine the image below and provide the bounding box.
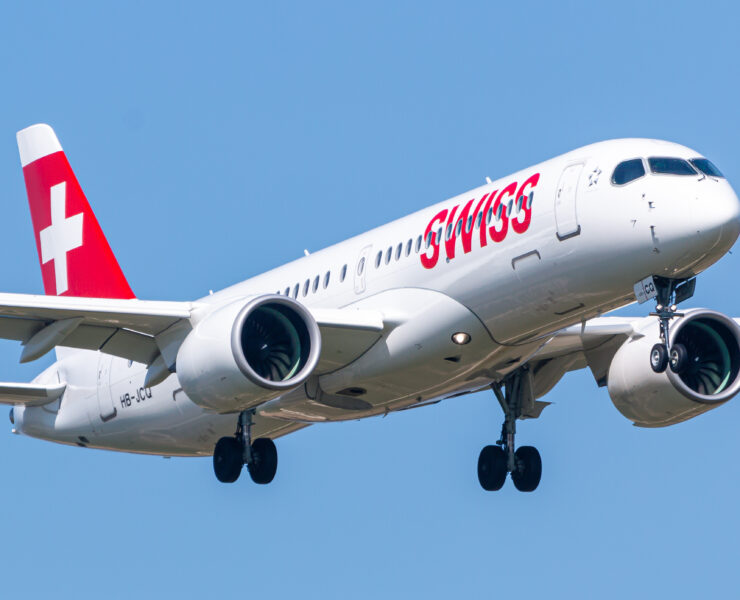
[511,446,541,492]
[247,437,278,484]
[477,445,507,491]
[213,437,242,483]
[650,343,668,373]
[669,343,688,374]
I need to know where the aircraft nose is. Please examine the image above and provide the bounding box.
[689,182,740,253]
[713,184,740,248]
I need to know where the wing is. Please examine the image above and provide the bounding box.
[0,292,196,365]
[0,292,384,374]
[526,317,638,403]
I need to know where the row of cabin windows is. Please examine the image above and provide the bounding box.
[375,235,424,268]
[276,192,525,300]
[373,200,522,270]
[277,264,348,299]
[423,200,517,249]
[274,200,523,298]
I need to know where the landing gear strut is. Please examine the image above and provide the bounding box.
[477,368,542,492]
[649,276,693,374]
[213,409,278,484]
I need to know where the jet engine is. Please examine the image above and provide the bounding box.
[176,295,321,412]
[608,309,740,427]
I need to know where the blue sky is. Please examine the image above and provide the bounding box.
[1,1,739,598]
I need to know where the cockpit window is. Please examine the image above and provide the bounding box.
[690,158,724,178]
[611,158,645,185]
[648,157,697,176]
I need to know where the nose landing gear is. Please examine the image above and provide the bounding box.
[477,368,543,493]
[648,277,694,375]
[213,409,278,484]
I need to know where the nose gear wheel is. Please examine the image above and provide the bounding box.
[649,277,693,375]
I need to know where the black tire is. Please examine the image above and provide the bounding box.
[213,437,242,483]
[477,445,507,491]
[650,343,668,373]
[511,446,542,492]
[669,343,688,374]
[247,437,278,484]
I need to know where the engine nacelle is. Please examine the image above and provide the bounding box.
[176,295,321,412]
[608,309,740,427]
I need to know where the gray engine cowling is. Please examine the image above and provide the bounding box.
[176,295,321,412]
[608,309,740,427]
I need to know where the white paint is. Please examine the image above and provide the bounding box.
[39,182,84,295]
[17,124,63,167]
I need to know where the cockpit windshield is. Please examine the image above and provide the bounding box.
[690,158,724,178]
[648,157,697,176]
[611,158,645,185]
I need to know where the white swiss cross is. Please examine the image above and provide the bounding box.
[39,182,84,295]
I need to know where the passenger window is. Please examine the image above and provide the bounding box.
[357,258,365,276]
[375,251,382,268]
[312,276,319,293]
[455,219,462,236]
[284,287,290,296]
[416,235,422,253]
[611,158,646,185]
[476,212,483,228]
[486,206,493,225]
[324,271,330,288]
[405,239,412,256]
[648,157,696,176]
[385,247,392,264]
[395,243,402,260]
[445,223,453,241]
[340,264,347,282]
[303,279,310,296]
[436,226,443,244]
[293,284,299,298]
[466,214,473,231]
[690,158,724,178]
[425,232,433,248]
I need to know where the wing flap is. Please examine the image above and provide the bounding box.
[0,316,43,342]
[0,381,66,406]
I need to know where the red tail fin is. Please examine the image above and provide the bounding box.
[17,124,135,299]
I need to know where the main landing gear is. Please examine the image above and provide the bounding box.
[478,369,542,493]
[213,409,278,484]
[648,276,695,375]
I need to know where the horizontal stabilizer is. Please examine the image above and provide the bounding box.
[0,381,66,406]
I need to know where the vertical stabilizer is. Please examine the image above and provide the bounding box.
[17,124,135,299]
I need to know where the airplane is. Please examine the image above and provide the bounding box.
[5,123,740,492]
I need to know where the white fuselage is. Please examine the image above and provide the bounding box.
[13,139,740,456]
